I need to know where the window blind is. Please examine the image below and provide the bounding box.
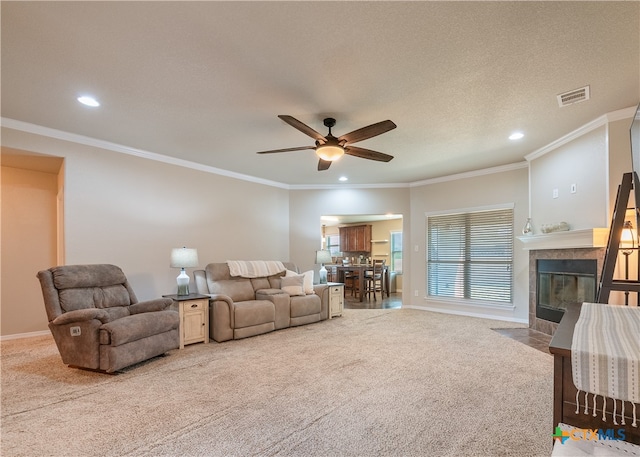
[427,208,513,303]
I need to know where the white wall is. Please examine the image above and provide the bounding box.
[525,111,636,306]
[529,126,608,232]
[1,127,290,338]
[407,166,530,323]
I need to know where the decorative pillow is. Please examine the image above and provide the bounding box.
[301,270,314,294]
[285,269,298,277]
[281,275,305,296]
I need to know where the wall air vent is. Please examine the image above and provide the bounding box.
[557,85,590,107]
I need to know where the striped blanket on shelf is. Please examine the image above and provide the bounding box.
[226,260,286,278]
[571,303,640,427]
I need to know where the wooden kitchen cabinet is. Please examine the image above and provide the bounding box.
[339,224,372,252]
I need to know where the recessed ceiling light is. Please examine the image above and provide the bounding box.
[509,132,524,140]
[77,95,100,107]
[339,176,348,182]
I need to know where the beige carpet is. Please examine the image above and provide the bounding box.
[1,309,553,456]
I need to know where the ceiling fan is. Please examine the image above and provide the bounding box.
[256,115,396,171]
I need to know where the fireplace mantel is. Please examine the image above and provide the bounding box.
[517,228,609,251]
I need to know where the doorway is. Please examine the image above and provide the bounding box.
[1,148,64,337]
[320,214,403,307]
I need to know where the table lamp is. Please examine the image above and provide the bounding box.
[315,250,332,284]
[170,247,199,295]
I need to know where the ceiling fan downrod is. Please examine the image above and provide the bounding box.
[323,118,336,137]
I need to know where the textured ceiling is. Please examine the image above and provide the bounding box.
[2,1,639,186]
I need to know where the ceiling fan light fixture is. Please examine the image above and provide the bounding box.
[77,95,100,107]
[316,144,344,161]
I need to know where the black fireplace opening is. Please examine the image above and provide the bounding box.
[536,259,597,323]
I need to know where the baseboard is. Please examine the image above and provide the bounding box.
[403,305,528,325]
[0,330,51,341]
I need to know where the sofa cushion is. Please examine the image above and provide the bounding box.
[281,275,305,296]
[51,264,127,289]
[234,300,275,328]
[284,269,313,294]
[301,270,314,294]
[99,310,179,346]
[58,285,132,312]
[251,277,271,291]
[102,306,131,322]
[268,276,282,289]
[290,294,321,318]
[209,278,255,302]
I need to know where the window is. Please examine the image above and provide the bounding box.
[390,230,403,273]
[427,207,513,304]
[326,235,341,257]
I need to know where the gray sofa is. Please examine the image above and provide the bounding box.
[194,262,329,342]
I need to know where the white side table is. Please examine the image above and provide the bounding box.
[164,294,209,349]
[327,283,344,319]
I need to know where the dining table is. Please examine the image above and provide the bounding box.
[335,264,390,302]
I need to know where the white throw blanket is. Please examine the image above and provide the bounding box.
[227,260,285,278]
[571,303,640,427]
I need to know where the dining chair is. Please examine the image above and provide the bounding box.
[364,259,385,301]
[343,265,360,298]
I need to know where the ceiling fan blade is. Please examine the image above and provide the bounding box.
[278,115,326,142]
[318,159,332,171]
[256,146,314,154]
[338,120,396,145]
[344,146,394,162]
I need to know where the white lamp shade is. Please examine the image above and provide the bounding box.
[170,247,199,268]
[316,145,344,161]
[315,250,332,264]
[620,221,636,254]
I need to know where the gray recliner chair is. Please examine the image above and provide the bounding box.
[37,264,180,373]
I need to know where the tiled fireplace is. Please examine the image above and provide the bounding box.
[528,248,605,335]
[519,228,608,335]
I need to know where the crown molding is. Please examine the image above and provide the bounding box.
[409,161,528,187]
[4,105,636,190]
[525,105,637,162]
[289,182,410,190]
[1,117,290,189]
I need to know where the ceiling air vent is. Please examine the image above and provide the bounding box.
[557,85,590,107]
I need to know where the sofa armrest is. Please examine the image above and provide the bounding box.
[209,294,235,342]
[51,308,110,325]
[256,289,290,329]
[312,284,330,320]
[255,288,286,296]
[129,298,172,314]
[210,293,233,306]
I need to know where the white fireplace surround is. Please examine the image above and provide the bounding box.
[517,228,608,251]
